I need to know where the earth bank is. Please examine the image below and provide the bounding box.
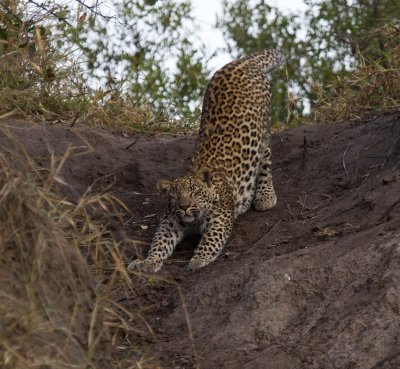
[1,112,400,368]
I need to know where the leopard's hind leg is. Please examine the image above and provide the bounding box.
[254,134,277,211]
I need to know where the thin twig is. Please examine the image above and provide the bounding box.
[0,109,18,120]
[0,49,19,60]
[69,111,79,128]
[27,0,73,26]
[75,0,127,28]
[285,201,294,217]
[342,142,351,177]
[244,220,282,254]
[125,140,137,150]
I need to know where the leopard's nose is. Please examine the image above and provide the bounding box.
[179,192,191,211]
[179,202,190,211]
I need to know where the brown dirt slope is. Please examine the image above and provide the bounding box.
[1,111,400,369]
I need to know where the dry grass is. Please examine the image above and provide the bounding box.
[0,146,106,368]
[314,226,337,239]
[312,25,400,123]
[0,6,194,368]
[0,129,161,368]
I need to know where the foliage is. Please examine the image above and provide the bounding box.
[305,0,400,62]
[218,0,400,126]
[2,0,400,129]
[0,1,80,119]
[313,25,400,122]
[55,0,210,121]
[0,1,204,132]
[217,0,306,126]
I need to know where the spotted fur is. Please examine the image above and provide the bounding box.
[128,49,285,272]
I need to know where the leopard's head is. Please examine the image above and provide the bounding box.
[156,168,216,223]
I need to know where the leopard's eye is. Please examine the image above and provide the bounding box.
[192,189,202,196]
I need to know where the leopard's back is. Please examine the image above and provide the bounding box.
[190,49,285,213]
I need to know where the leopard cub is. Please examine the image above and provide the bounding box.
[129,49,285,272]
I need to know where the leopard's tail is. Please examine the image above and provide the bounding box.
[243,49,285,75]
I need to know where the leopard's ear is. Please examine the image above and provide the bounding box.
[198,167,212,187]
[156,179,172,197]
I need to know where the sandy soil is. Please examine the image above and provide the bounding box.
[1,111,400,368]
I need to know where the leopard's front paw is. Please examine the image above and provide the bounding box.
[187,256,212,270]
[128,258,162,272]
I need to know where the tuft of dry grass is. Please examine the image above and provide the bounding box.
[314,226,337,239]
[0,128,160,368]
[311,25,400,123]
[0,151,110,368]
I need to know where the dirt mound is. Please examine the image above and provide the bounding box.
[1,112,400,368]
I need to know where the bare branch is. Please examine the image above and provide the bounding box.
[27,0,73,27]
